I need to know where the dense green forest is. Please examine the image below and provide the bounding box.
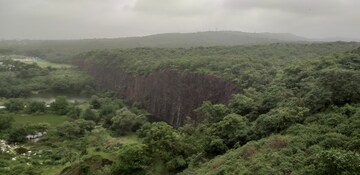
[181,47,360,174]
[0,43,360,175]
[74,44,360,174]
[75,42,360,90]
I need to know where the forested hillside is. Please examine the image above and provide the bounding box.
[74,42,360,126]
[70,43,360,174]
[181,47,360,175]
[0,31,307,62]
[0,42,359,175]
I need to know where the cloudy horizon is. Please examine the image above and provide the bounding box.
[0,0,359,40]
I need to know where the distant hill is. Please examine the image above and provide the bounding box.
[0,31,309,62]
[313,37,360,42]
[127,31,309,47]
[0,31,308,48]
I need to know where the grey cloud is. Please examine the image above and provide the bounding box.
[0,0,359,39]
[222,0,350,15]
[132,0,221,16]
[0,0,135,39]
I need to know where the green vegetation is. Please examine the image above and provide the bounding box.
[4,98,24,112]
[12,114,68,127]
[182,104,360,175]
[1,42,360,174]
[110,108,147,135]
[82,44,359,174]
[0,93,146,174]
[0,89,149,175]
[177,47,360,174]
[0,58,94,98]
[29,60,73,69]
[75,42,360,90]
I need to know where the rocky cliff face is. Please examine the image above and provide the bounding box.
[77,62,239,127]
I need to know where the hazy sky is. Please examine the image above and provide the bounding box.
[0,0,359,40]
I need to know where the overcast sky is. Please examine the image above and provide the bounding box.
[0,0,359,40]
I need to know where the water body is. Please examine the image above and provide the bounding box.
[29,93,89,104]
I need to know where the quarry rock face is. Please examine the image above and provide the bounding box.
[77,62,239,127]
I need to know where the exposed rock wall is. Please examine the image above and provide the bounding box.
[77,62,239,127]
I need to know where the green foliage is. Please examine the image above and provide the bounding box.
[203,137,228,157]
[4,98,24,112]
[90,95,101,109]
[0,115,14,131]
[50,79,70,92]
[0,59,44,77]
[50,96,69,115]
[228,88,264,121]
[254,106,309,137]
[99,103,117,118]
[110,108,147,135]
[26,101,46,113]
[312,149,360,175]
[111,143,149,175]
[75,43,360,88]
[183,104,360,174]
[2,165,42,175]
[0,95,143,174]
[2,43,360,174]
[211,114,250,147]
[67,106,82,119]
[7,126,28,143]
[54,119,95,139]
[195,101,229,123]
[283,52,360,112]
[62,155,112,175]
[68,44,360,175]
[82,108,98,123]
[139,122,181,155]
[0,59,93,98]
[138,122,194,172]
[75,119,95,133]
[55,122,81,139]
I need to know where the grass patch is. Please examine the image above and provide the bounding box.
[0,98,6,105]
[78,103,91,110]
[87,147,115,161]
[23,59,73,69]
[11,113,68,127]
[41,163,70,175]
[118,133,140,145]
